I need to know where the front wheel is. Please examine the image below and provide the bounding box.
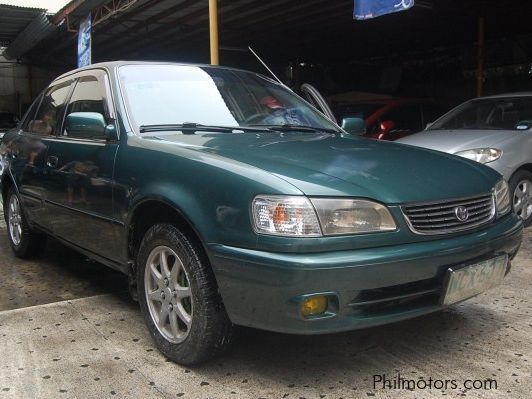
[509,170,532,227]
[136,223,234,365]
[5,188,46,258]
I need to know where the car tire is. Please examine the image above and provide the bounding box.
[5,188,47,258]
[509,170,532,227]
[136,223,235,365]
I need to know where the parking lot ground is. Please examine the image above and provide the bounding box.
[0,207,530,398]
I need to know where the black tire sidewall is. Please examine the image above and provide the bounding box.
[136,223,230,365]
[509,170,532,227]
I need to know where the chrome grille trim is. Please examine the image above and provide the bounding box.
[402,193,495,235]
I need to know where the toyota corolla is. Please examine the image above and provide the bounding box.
[0,62,523,364]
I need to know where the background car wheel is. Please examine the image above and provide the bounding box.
[509,170,532,227]
[137,223,235,365]
[5,188,46,258]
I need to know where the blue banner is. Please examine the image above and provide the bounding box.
[77,14,91,68]
[354,0,414,20]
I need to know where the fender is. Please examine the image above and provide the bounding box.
[126,190,207,246]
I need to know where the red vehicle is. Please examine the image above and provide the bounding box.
[333,98,448,141]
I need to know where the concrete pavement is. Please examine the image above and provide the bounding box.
[0,205,530,398]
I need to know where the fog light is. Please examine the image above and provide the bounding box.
[301,296,328,317]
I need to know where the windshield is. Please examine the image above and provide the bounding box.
[119,64,339,133]
[429,97,532,131]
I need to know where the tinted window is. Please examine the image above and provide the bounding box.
[430,97,532,131]
[64,75,108,139]
[384,104,422,132]
[21,96,42,131]
[27,82,71,136]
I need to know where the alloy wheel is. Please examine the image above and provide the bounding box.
[144,245,193,343]
[8,194,22,246]
[513,179,532,222]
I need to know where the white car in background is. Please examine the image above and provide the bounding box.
[398,93,532,226]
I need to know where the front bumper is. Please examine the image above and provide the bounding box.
[209,214,523,334]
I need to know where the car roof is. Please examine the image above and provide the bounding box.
[475,92,532,100]
[53,60,263,82]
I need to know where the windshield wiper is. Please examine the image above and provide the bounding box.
[139,123,265,134]
[249,123,339,134]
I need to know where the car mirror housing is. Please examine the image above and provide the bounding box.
[341,117,366,135]
[64,112,111,139]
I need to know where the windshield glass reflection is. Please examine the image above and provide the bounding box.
[119,64,339,132]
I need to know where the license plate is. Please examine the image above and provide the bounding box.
[441,255,508,306]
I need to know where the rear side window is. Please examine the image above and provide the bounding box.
[27,82,72,136]
[21,95,43,131]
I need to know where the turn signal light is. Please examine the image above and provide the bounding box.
[301,296,328,317]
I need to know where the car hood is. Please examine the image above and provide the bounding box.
[147,131,500,203]
[397,129,522,153]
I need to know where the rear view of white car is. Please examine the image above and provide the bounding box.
[398,93,532,226]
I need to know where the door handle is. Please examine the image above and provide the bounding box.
[46,156,58,168]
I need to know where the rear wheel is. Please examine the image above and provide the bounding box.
[136,223,234,365]
[5,188,46,258]
[509,170,532,227]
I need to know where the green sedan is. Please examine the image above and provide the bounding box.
[0,62,523,365]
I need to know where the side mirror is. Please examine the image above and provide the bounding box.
[341,117,366,135]
[64,112,112,139]
[379,120,395,134]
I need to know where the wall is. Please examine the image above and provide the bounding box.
[0,53,60,117]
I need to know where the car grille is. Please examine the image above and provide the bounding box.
[402,193,495,235]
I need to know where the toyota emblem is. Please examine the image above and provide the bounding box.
[454,206,469,222]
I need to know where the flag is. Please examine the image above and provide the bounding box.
[77,14,92,68]
[354,0,414,20]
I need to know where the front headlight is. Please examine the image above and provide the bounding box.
[252,196,322,236]
[494,179,511,217]
[252,196,397,237]
[455,148,502,164]
[311,198,397,235]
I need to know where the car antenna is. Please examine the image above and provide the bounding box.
[248,46,291,90]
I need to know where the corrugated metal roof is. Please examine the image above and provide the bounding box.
[3,11,57,60]
[53,0,108,23]
[0,4,46,46]
[6,0,532,75]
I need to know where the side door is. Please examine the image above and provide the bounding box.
[44,70,121,261]
[7,80,73,230]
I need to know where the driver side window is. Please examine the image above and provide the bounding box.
[63,75,108,139]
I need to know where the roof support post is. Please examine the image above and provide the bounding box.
[209,0,219,65]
